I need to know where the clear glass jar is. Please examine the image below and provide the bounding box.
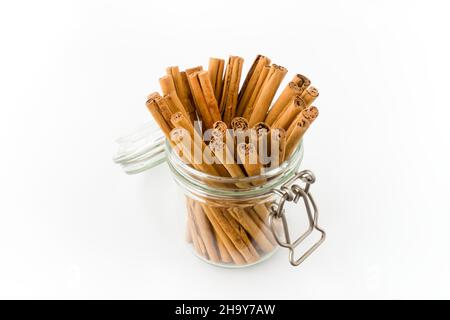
[114,123,326,268]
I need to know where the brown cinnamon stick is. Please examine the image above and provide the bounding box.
[284,106,319,160]
[300,86,319,107]
[220,56,244,124]
[145,94,172,141]
[198,71,222,123]
[187,72,215,129]
[242,65,271,120]
[237,142,263,177]
[215,231,232,263]
[248,64,287,127]
[291,73,311,93]
[191,200,220,263]
[230,208,275,253]
[236,55,271,117]
[265,82,302,125]
[222,211,260,260]
[272,95,306,130]
[208,58,225,102]
[167,66,196,122]
[202,205,246,265]
[268,128,286,168]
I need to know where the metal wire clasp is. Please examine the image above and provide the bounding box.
[269,170,326,267]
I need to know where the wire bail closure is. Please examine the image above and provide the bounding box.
[269,170,326,267]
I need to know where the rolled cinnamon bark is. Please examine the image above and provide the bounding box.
[248,64,287,127]
[286,105,319,139]
[187,72,215,129]
[300,86,319,107]
[248,208,276,245]
[230,117,249,132]
[230,208,274,253]
[222,211,260,260]
[159,75,176,95]
[180,71,197,118]
[191,200,220,263]
[159,75,191,120]
[164,93,191,120]
[201,205,246,265]
[220,56,244,124]
[208,58,225,102]
[252,122,271,166]
[185,66,203,76]
[272,95,306,130]
[242,65,271,120]
[284,106,319,160]
[209,139,248,188]
[212,121,227,141]
[253,203,272,224]
[145,95,172,141]
[198,71,222,123]
[230,117,249,149]
[209,208,258,263]
[268,128,286,168]
[236,55,271,117]
[170,125,219,177]
[215,231,232,263]
[171,112,229,178]
[187,202,207,257]
[291,73,311,93]
[172,128,254,264]
[209,139,273,246]
[167,66,196,122]
[147,93,173,128]
[265,82,302,126]
[154,96,174,127]
[236,142,263,177]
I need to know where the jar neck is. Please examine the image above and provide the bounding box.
[165,140,304,201]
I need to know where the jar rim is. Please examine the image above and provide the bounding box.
[165,139,304,199]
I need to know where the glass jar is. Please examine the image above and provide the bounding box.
[114,123,326,267]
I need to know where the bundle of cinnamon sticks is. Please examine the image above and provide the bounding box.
[145,54,320,265]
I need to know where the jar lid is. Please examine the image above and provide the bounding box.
[113,122,166,174]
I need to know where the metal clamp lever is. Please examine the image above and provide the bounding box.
[269,170,326,267]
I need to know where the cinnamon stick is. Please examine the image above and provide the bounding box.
[222,211,260,260]
[208,58,225,102]
[185,66,203,76]
[198,70,222,123]
[215,231,232,263]
[269,128,286,168]
[187,203,207,257]
[167,66,196,122]
[286,105,319,139]
[187,72,215,129]
[237,142,263,177]
[291,73,311,93]
[209,139,249,188]
[230,208,275,253]
[220,56,244,124]
[242,65,271,120]
[272,95,306,130]
[145,95,172,141]
[236,55,271,117]
[202,205,246,265]
[300,86,319,107]
[284,106,319,160]
[248,64,287,127]
[171,112,229,178]
[191,200,220,263]
[265,82,302,125]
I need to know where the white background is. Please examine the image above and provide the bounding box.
[1,0,450,299]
